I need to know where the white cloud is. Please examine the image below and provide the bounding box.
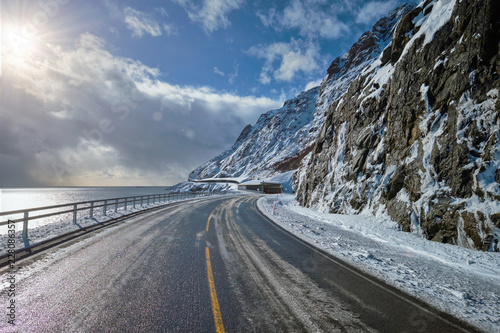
[248,38,323,84]
[256,8,277,27]
[228,64,238,84]
[304,78,323,91]
[103,0,123,20]
[155,7,169,17]
[258,72,271,85]
[123,7,163,38]
[355,1,398,24]
[163,23,178,36]
[214,67,225,76]
[173,0,244,33]
[0,33,280,186]
[109,27,120,36]
[213,64,239,84]
[258,0,350,39]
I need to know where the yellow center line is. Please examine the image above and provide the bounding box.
[206,210,214,232]
[206,203,222,232]
[206,246,225,333]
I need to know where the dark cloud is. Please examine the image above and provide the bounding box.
[0,33,280,186]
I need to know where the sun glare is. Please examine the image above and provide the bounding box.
[4,24,40,56]
[1,21,46,74]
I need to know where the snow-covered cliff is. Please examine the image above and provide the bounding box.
[189,3,415,183]
[189,0,500,251]
[297,0,500,251]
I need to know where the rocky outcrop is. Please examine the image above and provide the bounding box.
[189,4,414,184]
[189,87,320,181]
[296,0,500,251]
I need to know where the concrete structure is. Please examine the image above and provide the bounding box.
[189,178,241,184]
[238,181,282,194]
[190,177,282,194]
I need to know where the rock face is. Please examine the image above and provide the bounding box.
[190,3,414,183]
[296,0,500,251]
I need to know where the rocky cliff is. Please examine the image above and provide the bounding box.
[189,3,414,183]
[189,86,320,181]
[296,0,500,251]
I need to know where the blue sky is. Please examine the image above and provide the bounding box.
[0,0,409,186]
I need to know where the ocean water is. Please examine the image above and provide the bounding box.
[0,187,170,213]
[0,187,172,235]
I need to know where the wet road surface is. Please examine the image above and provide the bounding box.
[0,195,480,332]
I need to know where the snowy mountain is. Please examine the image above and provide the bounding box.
[296,0,500,251]
[189,0,499,251]
[189,86,319,181]
[189,3,415,182]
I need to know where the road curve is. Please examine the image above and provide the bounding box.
[0,195,480,332]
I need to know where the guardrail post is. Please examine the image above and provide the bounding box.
[90,202,94,219]
[22,211,29,239]
[133,197,136,209]
[73,204,77,224]
[141,196,143,207]
[124,198,128,211]
[147,196,150,205]
[103,200,107,216]
[115,199,118,213]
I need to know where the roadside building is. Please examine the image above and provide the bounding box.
[238,181,282,194]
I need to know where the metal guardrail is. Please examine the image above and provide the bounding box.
[0,192,209,239]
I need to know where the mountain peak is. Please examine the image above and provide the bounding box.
[189,3,416,184]
[326,3,415,78]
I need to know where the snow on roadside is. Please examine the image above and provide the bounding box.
[258,194,500,332]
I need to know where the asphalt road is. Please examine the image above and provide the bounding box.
[0,195,480,332]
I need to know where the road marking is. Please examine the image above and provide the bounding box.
[205,246,225,333]
[206,211,214,232]
[206,203,223,232]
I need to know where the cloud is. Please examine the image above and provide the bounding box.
[0,33,280,186]
[214,65,239,84]
[228,64,239,84]
[103,0,124,20]
[173,0,244,33]
[247,38,323,84]
[355,1,398,24]
[214,64,240,84]
[104,2,177,38]
[258,0,350,39]
[304,78,323,91]
[123,7,163,38]
[163,23,178,36]
[155,7,169,17]
[214,67,225,76]
[256,8,277,27]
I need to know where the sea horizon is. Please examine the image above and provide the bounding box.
[0,186,173,213]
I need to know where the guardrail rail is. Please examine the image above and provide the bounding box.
[0,192,209,239]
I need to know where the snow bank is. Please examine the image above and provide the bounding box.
[258,194,500,332]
